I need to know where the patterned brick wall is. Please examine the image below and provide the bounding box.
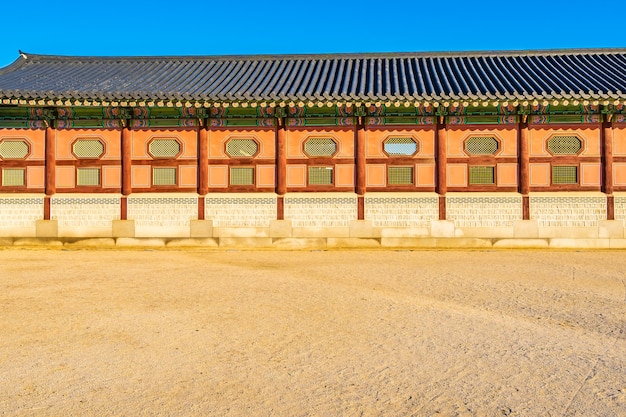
[611,196,626,223]
[205,194,277,227]
[285,194,357,227]
[51,196,120,228]
[530,195,606,227]
[128,195,197,228]
[447,194,522,227]
[0,196,43,228]
[365,194,438,227]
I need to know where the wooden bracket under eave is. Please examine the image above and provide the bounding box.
[522,114,528,123]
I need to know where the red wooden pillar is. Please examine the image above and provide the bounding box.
[121,126,132,220]
[602,120,614,220]
[519,121,530,220]
[44,124,55,220]
[436,120,447,220]
[197,126,209,220]
[355,122,366,220]
[276,124,287,220]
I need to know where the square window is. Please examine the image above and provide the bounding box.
[469,166,495,185]
[153,167,177,186]
[388,166,414,185]
[230,167,254,185]
[76,168,100,186]
[552,165,578,184]
[308,166,333,185]
[2,169,25,186]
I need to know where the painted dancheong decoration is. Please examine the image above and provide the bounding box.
[0,49,625,247]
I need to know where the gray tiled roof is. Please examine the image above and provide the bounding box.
[0,49,625,103]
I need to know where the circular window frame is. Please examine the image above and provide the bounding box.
[382,135,420,157]
[302,136,339,158]
[0,138,32,160]
[71,138,106,160]
[147,137,183,159]
[462,135,502,157]
[224,138,260,159]
[545,133,585,157]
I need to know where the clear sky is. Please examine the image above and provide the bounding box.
[1,0,624,68]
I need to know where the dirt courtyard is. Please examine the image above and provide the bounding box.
[0,248,625,416]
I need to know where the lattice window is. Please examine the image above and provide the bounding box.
[76,168,100,186]
[469,166,495,185]
[226,139,258,158]
[465,136,499,155]
[388,166,414,185]
[308,166,333,185]
[73,139,104,159]
[0,140,29,159]
[149,139,181,158]
[384,137,418,156]
[552,165,578,184]
[304,138,337,157]
[547,135,582,155]
[153,167,177,185]
[2,169,25,186]
[230,167,254,185]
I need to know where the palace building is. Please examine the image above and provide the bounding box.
[0,49,625,248]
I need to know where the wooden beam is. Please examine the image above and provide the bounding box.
[276,125,287,195]
[198,126,209,195]
[519,121,530,220]
[44,125,55,196]
[602,120,614,220]
[355,123,366,196]
[436,120,446,220]
[121,126,132,196]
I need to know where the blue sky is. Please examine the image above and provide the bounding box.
[1,0,624,68]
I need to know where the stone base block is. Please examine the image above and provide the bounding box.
[112,220,135,238]
[269,220,293,238]
[492,239,549,249]
[190,220,213,238]
[166,238,219,248]
[380,227,430,238]
[349,220,374,238]
[64,238,116,248]
[13,238,63,247]
[272,238,327,249]
[436,238,493,248]
[598,220,624,238]
[327,238,381,248]
[430,220,455,238]
[58,227,113,238]
[455,227,514,238]
[293,227,350,238]
[0,237,13,246]
[539,227,598,239]
[380,238,438,248]
[549,239,610,249]
[609,239,626,249]
[116,238,166,247]
[514,220,539,238]
[36,220,58,238]
[213,227,269,238]
[218,237,273,248]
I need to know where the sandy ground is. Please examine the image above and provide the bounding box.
[0,249,625,417]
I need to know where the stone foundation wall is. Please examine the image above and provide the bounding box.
[285,193,357,227]
[205,194,276,227]
[530,193,606,227]
[365,193,438,227]
[613,194,626,222]
[0,195,43,236]
[128,194,198,237]
[447,193,523,228]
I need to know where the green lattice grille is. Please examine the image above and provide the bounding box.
[0,140,29,159]
[149,139,181,158]
[73,139,104,158]
[308,166,333,185]
[547,135,582,155]
[384,137,418,156]
[2,169,25,186]
[226,139,258,158]
[469,166,495,185]
[230,167,254,185]
[76,168,100,186]
[552,165,578,184]
[304,138,337,157]
[153,167,177,185]
[388,166,414,185]
[465,136,499,155]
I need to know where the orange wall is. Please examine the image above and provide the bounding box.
[365,126,435,158]
[613,123,626,156]
[529,124,601,157]
[446,125,518,157]
[132,128,198,160]
[208,128,275,160]
[56,128,121,160]
[0,128,45,161]
[286,128,354,158]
